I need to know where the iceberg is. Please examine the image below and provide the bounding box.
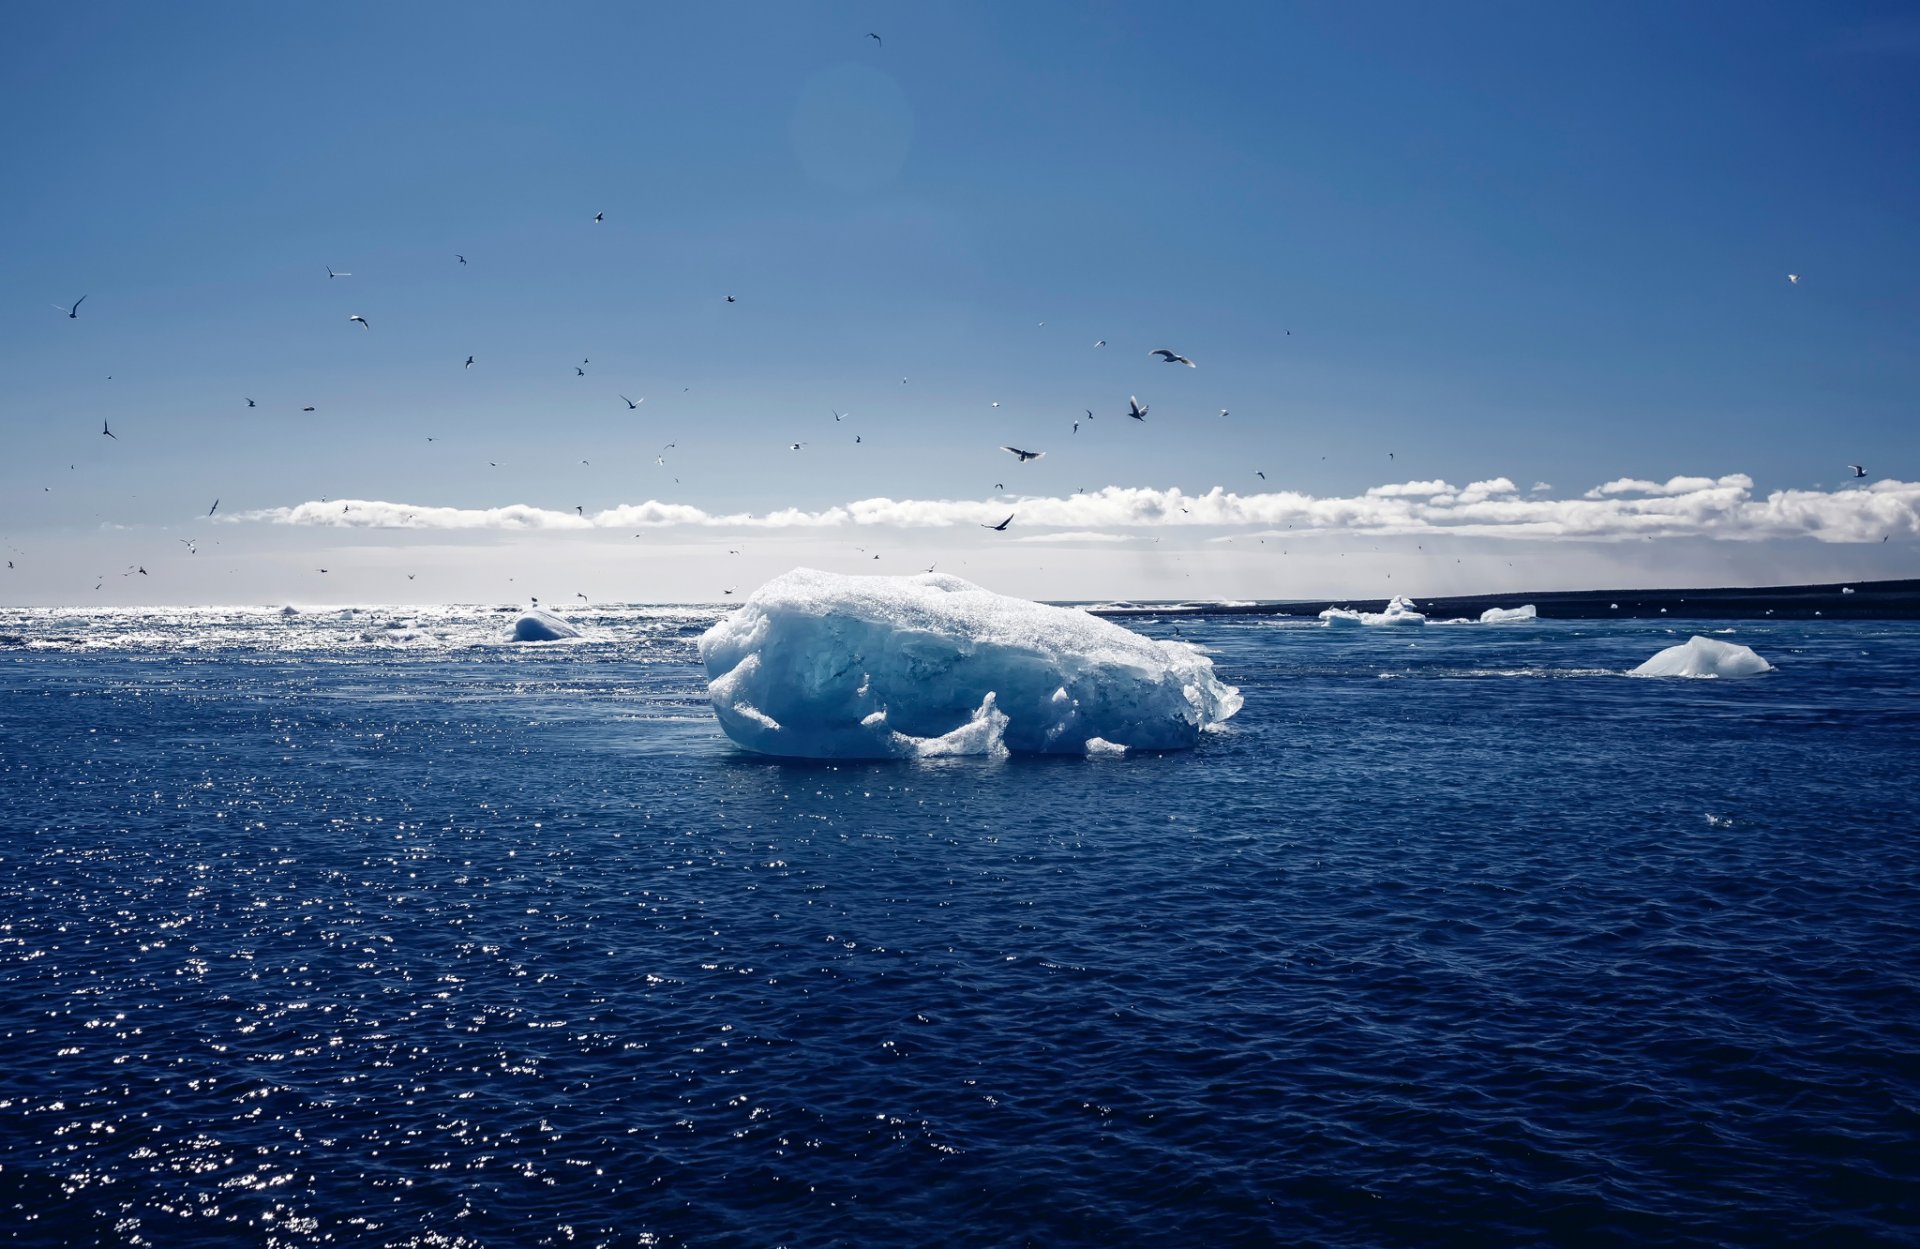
[698,568,1242,758]
[1319,595,1427,627]
[1631,635,1773,679]
[513,607,582,642]
[1479,604,1537,623]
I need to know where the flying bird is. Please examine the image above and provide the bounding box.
[302,406,316,412]
[868,32,882,46]
[1849,464,1867,478]
[576,367,586,376]
[348,315,369,329]
[1256,471,1265,480]
[789,442,805,451]
[246,398,255,408]
[725,295,736,303]
[59,296,87,318]
[101,419,116,440]
[327,267,349,279]
[593,212,604,223]
[1219,408,1229,417]
[622,395,642,409]
[832,409,844,422]
[457,255,467,265]
[991,401,1001,408]
[465,356,474,368]
[1149,349,1196,367]
[982,515,1015,532]
[1093,339,1105,348]
[575,506,584,516]
[1001,446,1044,462]
[1787,273,1800,285]
[1128,396,1148,421]
[208,499,219,516]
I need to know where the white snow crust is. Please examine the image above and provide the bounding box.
[1631,635,1773,679]
[698,568,1242,758]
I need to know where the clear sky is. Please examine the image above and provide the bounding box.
[3,1,1917,605]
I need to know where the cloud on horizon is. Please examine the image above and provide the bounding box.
[235,475,1920,544]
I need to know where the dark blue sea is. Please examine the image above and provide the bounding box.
[2,605,1915,1248]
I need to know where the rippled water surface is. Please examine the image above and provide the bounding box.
[2,606,1916,1247]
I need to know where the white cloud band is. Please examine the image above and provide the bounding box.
[236,475,1920,544]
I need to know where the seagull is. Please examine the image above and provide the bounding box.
[991,401,1000,408]
[832,409,844,422]
[725,295,736,303]
[1128,396,1148,421]
[302,406,316,412]
[593,212,604,223]
[1093,339,1105,348]
[868,31,882,46]
[855,434,862,443]
[457,255,467,265]
[208,499,219,516]
[1219,408,1229,417]
[327,267,350,279]
[465,356,474,368]
[246,398,255,408]
[575,506,584,516]
[576,367,586,376]
[348,314,369,329]
[982,515,1014,532]
[1001,446,1044,462]
[58,296,87,318]
[622,395,642,409]
[1073,422,1079,434]
[1150,348,1196,367]
[789,442,805,451]
[179,540,196,555]
[1849,464,1867,478]
[1256,471,1265,480]
[101,419,116,440]
[1787,273,1800,285]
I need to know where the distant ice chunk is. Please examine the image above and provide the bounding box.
[1320,595,1427,627]
[698,568,1242,758]
[513,607,582,642]
[279,605,300,617]
[1084,736,1128,758]
[1631,635,1774,679]
[1479,604,1537,623]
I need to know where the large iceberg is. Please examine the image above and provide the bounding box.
[1631,635,1773,679]
[698,568,1242,758]
[513,607,582,642]
[1320,595,1427,627]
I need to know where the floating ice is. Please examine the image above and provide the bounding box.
[1479,604,1537,623]
[1631,635,1773,679]
[513,608,582,642]
[698,568,1242,758]
[1320,595,1427,627]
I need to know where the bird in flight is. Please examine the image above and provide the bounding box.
[58,296,87,319]
[991,401,1001,408]
[1001,446,1044,462]
[302,406,316,412]
[1219,408,1229,417]
[101,419,116,440]
[465,356,474,369]
[1150,348,1196,367]
[1787,273,1800,285]
[1256,471,1265,480]
[349,314,369,329]
[1128,396,1148,421]
[1093,339,1105,348]
[868,32,882,46]
[725,295,736,303]
[575,505,584,516]
[982,514,1015,532]
[1849,464,1867,478]
[593,212,604,223]
[208,499,219,516]
[576,366,586,376]
[245,398,255,408]
[832,409,844,422]
[622,395,642,409]
[1072,422,1079,434]
[789,442,806,451]
[457,255,467,265]
[327,267,350,279]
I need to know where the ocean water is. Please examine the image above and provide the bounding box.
[1,606,1915,1248]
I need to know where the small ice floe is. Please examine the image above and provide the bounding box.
[1319,595,1426,627]
[1631,635,1774,679]
[698,568,1241,758]
[1842,586,1855,595]
[1705,813,1736,829]
[1478,604,1537,623]
[1084,737,1128,758]
[513,607,582,642]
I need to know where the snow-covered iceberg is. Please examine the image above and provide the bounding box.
[513,608,582,642]
[1479,604,1537,623]
[1320,595,1427,627]
[1631,635,1773,679]
[698,568,1242,758]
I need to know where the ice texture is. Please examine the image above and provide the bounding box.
[1320,595,1427,627]
[698,568,1242,758]
[513,608,582,642]
[1631,635,1774,679]
[1479,604,1538,623]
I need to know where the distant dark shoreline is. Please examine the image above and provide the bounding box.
[1081,577,1920,620]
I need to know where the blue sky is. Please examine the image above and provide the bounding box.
[3,2,1917,604]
